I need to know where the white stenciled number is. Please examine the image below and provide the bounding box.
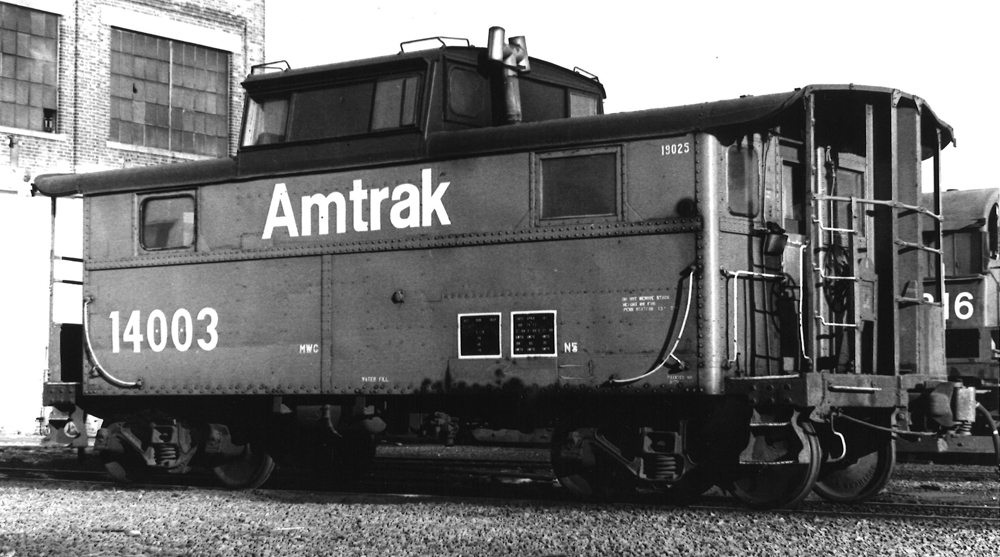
[954,292,974,320]
[146,310,168,353]
[661,142,690,156]
[109,311,120,354]
[109,307,219,353]
[172,309,193,352]
[123,310,144,353]
[197,307,219,351]
[922,292,975,321]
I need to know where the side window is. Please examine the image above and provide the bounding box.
[241,96,288,146]
[569,92,599,117]
[288,82,374,142]
[728,141,759,217]
[944,231,983,276]
[242,73,424,146]
[536,148,620,222]
[446,64,489,126]
[141,195,195,251]
[521,79,565,122]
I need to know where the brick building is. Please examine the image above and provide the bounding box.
[0,0,266,434]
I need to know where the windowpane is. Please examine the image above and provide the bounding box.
[540,153,617,219]
[521,79,564,122]
[288,82,373,141]
[728,143,759,217]
[110,29,229,157]
[142,196,195,250]
[0,2,58,133]
[373,75,421,130]
[447,65,488,123]
[242,96,288,146]
[401,76,419,126]
[945,231,983,276]
[569,92,598,117]
[373,77,404,130]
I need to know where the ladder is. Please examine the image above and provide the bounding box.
[811,152,943,374]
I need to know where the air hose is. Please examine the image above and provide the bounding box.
[976,403,1000,480]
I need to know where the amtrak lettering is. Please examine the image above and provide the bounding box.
[262,168,451,240]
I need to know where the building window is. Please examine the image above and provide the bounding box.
[110,28,229,157]
[0,2,59,132]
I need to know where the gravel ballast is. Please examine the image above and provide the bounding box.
[1,481,997,557]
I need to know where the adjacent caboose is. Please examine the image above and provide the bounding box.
[36,28,971,508]
[900,188,1000,458]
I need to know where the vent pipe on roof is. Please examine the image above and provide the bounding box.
[487,27,530,125]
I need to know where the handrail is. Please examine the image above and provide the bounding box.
[724,269,787,364]
[82,297,143,389]
[813,194,943,221]
[798,244,813,367]
[607,266,696,386]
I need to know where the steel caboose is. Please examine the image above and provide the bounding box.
[36,28,973,508]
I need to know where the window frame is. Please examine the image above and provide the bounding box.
[532,145,624,226]
[240,71,425,148]
[137,192,197,253]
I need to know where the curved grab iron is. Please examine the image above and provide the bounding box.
[82,296,143,389]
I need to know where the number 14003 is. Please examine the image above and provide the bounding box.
[109,308,219,353]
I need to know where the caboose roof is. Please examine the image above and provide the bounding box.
[32,83,953,197]
[924,188,999,229]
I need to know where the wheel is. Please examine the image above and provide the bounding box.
[212,445,275,489]
[101,450,149,484]
[814,423,895,503]
[731,419,822,509]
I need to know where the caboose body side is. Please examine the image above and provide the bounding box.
[36,29,974,507]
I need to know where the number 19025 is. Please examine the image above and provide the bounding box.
[661,142,690,156]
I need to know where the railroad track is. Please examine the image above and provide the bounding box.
[3,466,995,525]
[1,446,996,524]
